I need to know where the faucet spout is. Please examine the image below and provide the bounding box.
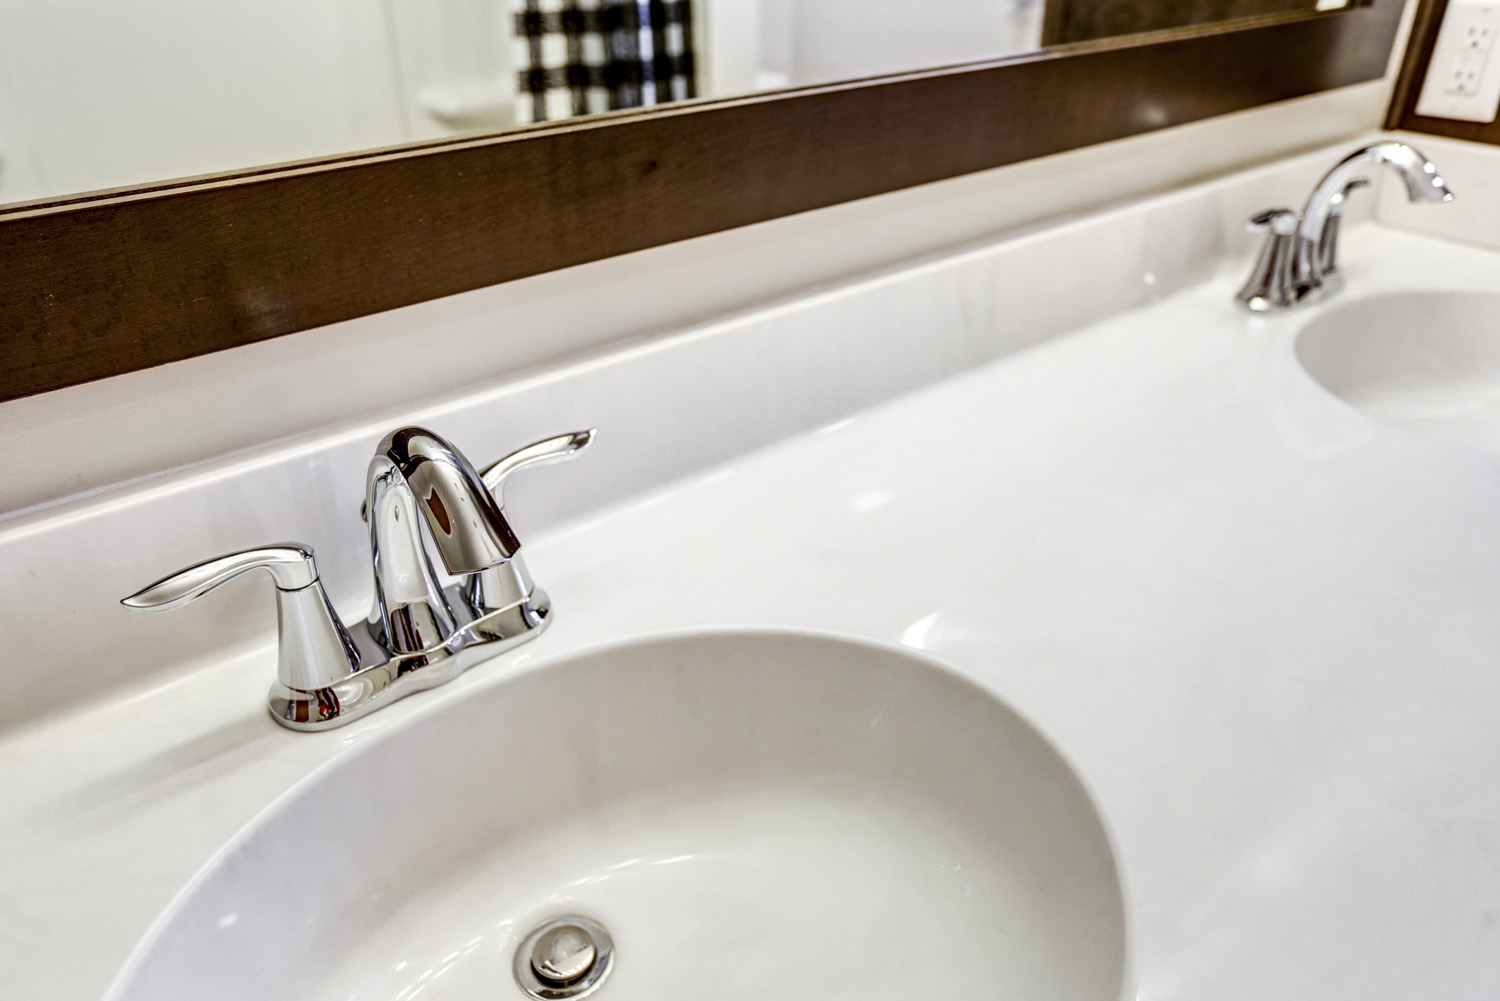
[365,427,520,654]
[375,427,519,572]
[1295,141,1453,288]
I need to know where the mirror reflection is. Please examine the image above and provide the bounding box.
[0,0,1351,207]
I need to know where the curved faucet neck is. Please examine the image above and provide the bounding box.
[1295,141,1453,285]
[364,428,519,654]
[375,428,519,571]
[365,454,455,653]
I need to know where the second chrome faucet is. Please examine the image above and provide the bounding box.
[1236,141,1454,313]
[123,426,595,731]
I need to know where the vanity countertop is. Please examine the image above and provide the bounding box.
[7,221,1500,1000]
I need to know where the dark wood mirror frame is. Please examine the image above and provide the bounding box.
[0,1,1402,405]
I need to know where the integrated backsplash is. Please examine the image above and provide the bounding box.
[0,142,1375,732]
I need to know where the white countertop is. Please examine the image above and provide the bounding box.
[8,221,1500,1000]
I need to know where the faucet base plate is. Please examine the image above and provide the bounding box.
[268,586,551,731]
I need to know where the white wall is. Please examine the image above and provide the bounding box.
[703,0,1043,94]
[0,0,410,202]
[387,0,519,140]
[2,0,1363,203]
[0,0,1049,203]
[0,0,532,204]
[782,0,1041,86]
[0,53,42,201]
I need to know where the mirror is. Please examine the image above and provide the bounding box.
[0,0,1402,405]
[0,0,1352,207]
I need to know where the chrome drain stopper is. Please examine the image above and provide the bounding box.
[514,916,614,999]
[533,924,595,983]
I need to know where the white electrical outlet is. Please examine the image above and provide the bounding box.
[1417,0,1500,121]
[1449,53,1486,95]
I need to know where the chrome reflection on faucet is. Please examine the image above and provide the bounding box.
[122,427,595,731]
[1236,141,1453,313]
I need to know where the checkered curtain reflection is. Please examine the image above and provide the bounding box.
[515,0,696,124]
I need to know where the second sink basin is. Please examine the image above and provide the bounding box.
[108,629,1128,1001]
[1296,291,1500,449]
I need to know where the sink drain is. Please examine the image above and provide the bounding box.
[514,916,614,999]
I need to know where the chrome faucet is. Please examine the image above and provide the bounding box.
[123,426,595,730]
[364,427,517,655]
[1236,141,1453,313]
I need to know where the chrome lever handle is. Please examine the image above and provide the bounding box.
[1246,207,1298,236]
[459,429,596,619]
[481,428,596,506]
[122,545,319,610]
[122,544,360,693]
[1236,208,1300,313]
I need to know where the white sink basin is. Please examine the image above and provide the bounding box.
[108,630,1128,1001]
[1296,291,1500,449]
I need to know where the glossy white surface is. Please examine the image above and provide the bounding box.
[1297,291,1500,449]
[0,139,1387,731]
[6,151,1500,1001]
[108,631,1127,1001]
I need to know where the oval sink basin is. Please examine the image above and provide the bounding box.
[109,630,1128,1001]
[1296,291,1500,449]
